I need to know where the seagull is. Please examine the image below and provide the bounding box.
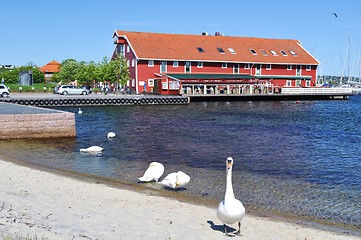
[217,157,245,236]
[138,162,165,182]
[107,132,116,138]
[160,171,190,191]
[78,107,82,114]
[332,12,338,18]
[79,146,104,153]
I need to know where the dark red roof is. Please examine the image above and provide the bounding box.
[114,30,319,65]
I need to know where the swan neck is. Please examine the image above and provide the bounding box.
[225,168,235,200]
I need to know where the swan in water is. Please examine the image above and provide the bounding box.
[138,162,164,182]
[160,171,190,191]
[79,146,104,153]
[78,108,82,114]
[217,157,245,236]
[107,132,116,138]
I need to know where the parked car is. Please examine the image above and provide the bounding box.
[56,85,89,95]
[0,84,10,98]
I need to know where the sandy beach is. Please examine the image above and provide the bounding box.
[0,159,359,240]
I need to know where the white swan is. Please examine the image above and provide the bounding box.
[107,132,116,138]
[160,171,190,191]
[217,157,245,236]
[78,108,82,114]
[138,162,164,182]
[79,146,104,153]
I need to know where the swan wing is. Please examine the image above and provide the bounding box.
[139,162,164,182]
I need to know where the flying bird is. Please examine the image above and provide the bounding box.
[217,157,245,236]
[332,12,338,18]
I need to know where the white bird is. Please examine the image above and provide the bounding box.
[79,146,104,153]
[78,108,82,114]
[107,132,116,138]
[138,162,165,182]
[217,157,245,236]
[160,171,190,191]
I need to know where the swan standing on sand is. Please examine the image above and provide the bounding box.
[138,162,165,182]
[79,146,104,153]
[107,132,116,138]
[160,171,190,191]
[217,157,245,236]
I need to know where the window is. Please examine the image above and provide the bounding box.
[131,59,135,67]
[148,79,154,87]
[221,62,227,68]
[280,50,287,56]
[244,63,251,69]
[260,49,268,56]
[286,80,292,87]
[287,65,292,70]
[228,48,236,54]
[197,62,203,68]
[160,61,167,73]
[217,48,225,54]
[296,80,301,87]
[126,45,130,53]
[270,50,278,56]
[173,61,179,67]
[127,60,130,67]
[185,61,191,73]
[306,65,311,71]
[266,64,271,70]
[233,64,239,74]
[290,50,297,56]
[306,80,311,87]
[249,49,257,55]
[296,65,301,76]
[197,47,205,53]
[148,60,154,67]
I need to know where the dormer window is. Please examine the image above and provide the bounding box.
[197,47,205,53]
[228,48,236,54]
[249,49,257,55]
[260,49,268,56]
[290,50,297,56]
[217,47,225,54]
[280,50,287,56]
[270,50,278,56]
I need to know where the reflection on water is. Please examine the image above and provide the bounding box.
[1,95,360,228]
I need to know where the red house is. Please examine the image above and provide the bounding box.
[112,30,319,95]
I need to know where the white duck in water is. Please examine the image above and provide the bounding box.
[138,162,164,182]
[107,132,116,138]
[217,157,245,236]
[160,171,190,191]
[79,146,104,153]
[78,108,82,114]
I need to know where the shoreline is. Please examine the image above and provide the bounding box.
[0,157,359,239]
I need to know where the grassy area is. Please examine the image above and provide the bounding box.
[5,83,57,93]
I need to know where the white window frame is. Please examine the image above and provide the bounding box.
[148,60,154,67]
[306,80,311,87]
[280,50,288,56]
[233,63,239,74]
[160,61,167,73]
[286,80,292,87]
[244,63,251,69]
[131,59,135,68]
[148,79,154,87]
[127,60,130,67]
[290,50,297,56]
[126,45,130,53]
[221,62,227,68]
[306,65,311,71]
[228,48,236,54]
[287,65,292,70]
[197,62,203,68]
[270,50,278,56]
[185,61,191,73]
[249,49,257,55]
[266,64,271,70]
[173,61,179,67]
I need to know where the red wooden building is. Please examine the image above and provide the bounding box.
[112,30,319,95]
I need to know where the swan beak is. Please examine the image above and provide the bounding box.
[227,161,232,169]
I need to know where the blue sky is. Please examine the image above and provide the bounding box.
[0,0,360,76]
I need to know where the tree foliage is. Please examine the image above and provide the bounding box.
[52,55,130,86]
[0,67,44,84]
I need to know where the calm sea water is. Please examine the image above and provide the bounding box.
[1,95,360,229]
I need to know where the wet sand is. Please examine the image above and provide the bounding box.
[0,159,359,240]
